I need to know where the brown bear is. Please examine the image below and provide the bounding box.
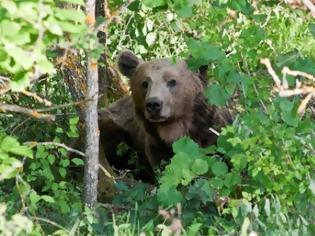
[98,50,232,176]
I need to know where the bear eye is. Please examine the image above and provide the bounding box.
[167,79,177,88]
[142,81,149,89]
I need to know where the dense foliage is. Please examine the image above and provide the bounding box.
[1,0,315,235]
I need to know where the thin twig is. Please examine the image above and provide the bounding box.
[260,58,282,88]
[25,141,85,157]
[21,90,52,106]
[209,127,220,136]
[0,75,11,94]
[99,163,116,183]
[32,217,70,233]
[282,66,315,82]
[0,104,55,122]
[36,97,96,112]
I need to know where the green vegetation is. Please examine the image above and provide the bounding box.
[1,0,315,235]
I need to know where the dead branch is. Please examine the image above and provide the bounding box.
[25,141,85,157]
[261,58,315,116]
[0,76,10,95]
[303,0,315,17]
[282,66,315,82]
[0,104,55,122]
[158,204,183,236]
[21,90,52,106]
[0,71,47,96]
[36,97,99,112]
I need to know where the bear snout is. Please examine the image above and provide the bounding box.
[145,97,163,115]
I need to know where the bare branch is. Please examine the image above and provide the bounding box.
[261,58,315,116]
[0,72,47,96]
[303,0,315,17]
[36,95,104,112]
[0,104,55,122]
[298,92,313,115]
[0,75,11,95]
[260,58,282,88]
[25,141,85,157]
[99,163,116,183]
[21,90,52,106]
[282,66,315,82]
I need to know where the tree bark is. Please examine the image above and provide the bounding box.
[84,0,99,209]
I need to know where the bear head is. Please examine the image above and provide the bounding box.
[117,50,208,126]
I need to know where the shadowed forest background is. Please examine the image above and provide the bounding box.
[1,0,315,235]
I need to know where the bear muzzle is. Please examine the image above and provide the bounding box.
[145,97,168,122]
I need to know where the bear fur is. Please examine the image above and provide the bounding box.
[98,50,232,178]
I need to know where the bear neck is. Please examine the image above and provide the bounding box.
[189,94,218,147]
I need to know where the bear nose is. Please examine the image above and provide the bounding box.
[146,97,162,114]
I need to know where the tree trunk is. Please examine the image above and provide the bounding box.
[84,0,99,209]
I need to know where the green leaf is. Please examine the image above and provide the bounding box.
[176,5,193,18]
[211,161,228,177]
[229,0,254,15]
[69,117,79,125]
[224,172,241,188]
[58,22,86,33]
[279,98,299,126]
[2,0,17,14]
[191,159,208,175]
[55,9,85,23]
[309,23,315,36]
[10,74,31,92]
[30,192,41,205]
[128,0,141,11]
[158,188,183,205]
[44,17,63,36]
[41,195,55,203]
[38,59,55,74]
[143,0,167,8]
[187,223,202,236]
[231,154,247,171]
[186,38,225,69]
[186,179,213,204]
[48,155,55,165]
[276,50,301,68]
[1,136,19,152]
[209,177,224,189]
[8,31,31,45]
[205,84,230,106]
[240,25,265,47]
[173,137,199,157]
[0,20,21,37]
[0,136,32,158]
[60,159,70,167]
[181,169,195,185]
[71,158,84,166]
[58,0,84,5]
[59,167,66,177]
[6,46,33,70]
[11,146,33,158]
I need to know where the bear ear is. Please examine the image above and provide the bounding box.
[117,50,140,78]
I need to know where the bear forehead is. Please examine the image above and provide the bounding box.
[135,59,188,78]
